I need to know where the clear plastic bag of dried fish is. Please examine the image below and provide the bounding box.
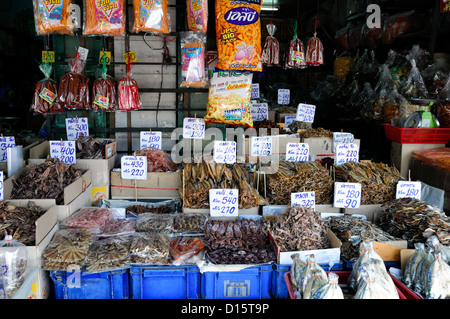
[84,235,132,273]
[130,232,170,265]
[311,272,344,299]
[0,235,27,299]
[290,253,306,295]
[135,213,174,233]
[169,237,205,266]
[353,262,399,299]
[99,218,136,237]
[136,147,178,172]
[403,242,426,288]
[59,207,114,234]
[299,254,328,299]
[421,251,450,299]
[173,213,207,234]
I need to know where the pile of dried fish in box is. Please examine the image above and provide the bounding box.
[204,218,276,264]
[10,157,83,205]
[180,159,266,209]
[266,161,333,205]
[252,119,287,135]
[378,198,450,247]
[125,204,173,215]
[136,147,177,172]
[84,235,132,272]
[130,232,170,265]
[76,135,107,159]
[263,206,330,252]
[299,128,333,138]
[326,215,398,261]
[0,201,46,246]
[334,160,403,204]
[135,213,174,233]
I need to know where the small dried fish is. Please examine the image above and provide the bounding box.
[130,232,170,265]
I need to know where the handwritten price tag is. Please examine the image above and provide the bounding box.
[251,83,260,99]
[285,116,296,130]
[251,102,269,122]
[334,182,361,209]
[214,141,237,164]
[286,143,309,162]
[0,136,15,163]
[209,188,239,217]
[278,89,290,105]
[333,132,354,153]
[335,143,359,165]
[49,140,76,164]
[66,117,89,141]
[296,103,316,123]
[99,51,111,65]
[183,118,205,139]
[0,171,3,200]
[121,156,147,180]
[396,181,421,200]
[250,136,272,157]
[291,191,315,210]
[140,131,162,150]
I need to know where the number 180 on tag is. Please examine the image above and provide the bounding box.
[334,182,361,209]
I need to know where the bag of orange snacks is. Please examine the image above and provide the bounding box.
[132,0,169,34]
[83,0,126,36]
[33,0,74,35]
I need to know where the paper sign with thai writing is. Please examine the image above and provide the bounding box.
[140,131,162,150]
[251,83,260,99]
[214,141,237,164]
[0,136,15,162]
[333,132,354,153]
[296,103,316,123]
[334,182,361,209]
[278,89,290,105]
[209,188,239,217]
[286,143,309,162]
[396,181,421,200]
[49,140,76,164]
[121,156,147,180]
[183,118,205,139]
[291,191,315,211]
[0,171,3,200]
[250,136,272,157]
[66,117,89,141]
[251,102,269,122]
[335,143,359,165]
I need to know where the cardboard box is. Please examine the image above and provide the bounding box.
[269,229,342,265]
[373,240,408,262]
[303,137,361,158]
[244,135,301,163]
[110,170,180,199]
[182,206,259,215]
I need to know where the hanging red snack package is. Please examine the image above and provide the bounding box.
[187,0,208,33]
[83,0,126,36]
[261,21,280,66]
[306,18,324,66]
[284,21,306,69]
[31,62,64,114]
[33,0,74,35]
[91,60,118,111]
[118,55,141,111]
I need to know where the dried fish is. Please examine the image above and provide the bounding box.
[76,135,106,159]
[403,243,426,288]
[130,232,170,265]
[84,235,132,272]
[169,237,205,265]
[303,268,329,299]
[135,213,174,233]
[311,272,345,299]
[422,251,450,299]
[298,128,333,138]
[125,204,173,215]
[353,263,399,299]
[173,214,207,234]
[136,147,177,172]
[60,207,114,234]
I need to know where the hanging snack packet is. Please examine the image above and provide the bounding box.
[187,0,208,33]
[32,62,64,114]
[284,21,306,69]
[204,70,253,128]
[132,0,169,34]
[180,31,207,88]
[261,22,280,66]
[91,63,118,111]
[33,0,74,35]
[215,0,262,72]
[305,19,324,66]
[118,59,142,111]
[83,0,126,36]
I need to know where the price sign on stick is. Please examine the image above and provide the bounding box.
[140,131,162,150]
[50,140,76,164]
[214,141,236,164]
[209,188,239,217]
[251,83,260,99]
[291,191,315,210]
[333,132,354,153]
[183,118,205,139]
[251,103,269,122]
[250,136,272,157]
[0,136,15,162]
[296,103,316,123]
[396,181,421,200]
[286,143,309,162]
[335,143,359,165]
[334,182,361,209]
[285,116,296,130]
[0,171,3,200]
[278,89,290,105]
[66,117,89,141]
[121,156,147,180]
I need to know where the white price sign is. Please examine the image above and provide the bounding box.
[291,191,315,210]
[251,102,269,122]
[66,117,89,141]
[333,132,354,153]
[285,116,296,130]
[296,103,316,123]
[250,136,272,157]
[140,131,162,150]
[334,182,361,209]
[49,140,76,164]
[286,143,309,162]
[396,181,421,200]
[278,89,290,105]
[0,171,3,200]
[251,83,260,99]
[214,141,237,164]
[121,156,147,180]
[335,143,359,165]
[0,136,15,162]
[183,118,205,139]
[209,188,239,217]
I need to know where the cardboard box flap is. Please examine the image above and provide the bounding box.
[373,240,408,262]
[400,249,416,274]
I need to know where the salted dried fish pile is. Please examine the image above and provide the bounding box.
[130,232,170,265]
[204,218,276,264]
[42,229,94,270]
[288,121,312,132]
[326,215,398,261]
[0,201,45,246]
[173,214,207,234]
[334,160,403,204]
[100,218,136,237]
[263,206,330,252]
[299,128,333,138]
[136,147,177,172]
[252,120,287,135]
[76,135,106,159]
[10,157,83,205]
[266,161,333,205]
[379,198,450,246]
[85,235,132,272]
[181,160,266,209]
[60,207,113,234]
[125,204,173,215]
[169,237,205,266]
[135,213,174,233]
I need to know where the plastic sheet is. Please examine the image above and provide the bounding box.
[91,64,118,111]
[0,235,27,299]
[130,232,170,265]
[169,237,205,266]
[311,272,344,299]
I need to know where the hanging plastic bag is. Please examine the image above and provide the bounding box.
[405,44,430,72]
[403,242,426,288]
[290,253,306,295]
[401,59,429,100]
[118,59,142,111]
[348,241,385,291]
[57,52,90,110]
[437,75,450,128]
[132,0,169,34]
[31,62,63,114]
[422,58,450,99]
[385,49,409,89]
[305,18,324,66]
[422,251,450,299]
[384,87,408,123]
[91,61,118,111]
[33,0,74,35]
[83,0,126,36]
[261,22,280,66]
[215,0,262,72]
[311,272,344,299]
[354,263,399,299]
[204,70,253,128]
[0,235,28,299]
[333,52,354,82]
[180,31,207,88]
[284,21,306,70]
[186,0,208,33]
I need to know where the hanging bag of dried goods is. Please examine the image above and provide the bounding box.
[57,52,90,110]
[401,59,429,100]
[305,18,324,66]
[33,0,74,35]
[437,75,450,128]
[204,70,253,128]
[91,60,118,111]
[31,62,64,114]
[187,0,208,33]
[422,58,450,99]
[180,31,207,88]
[284,21,306,70]
[261,21,279,66]
[118,57,142,111]
[215,0,262,72]
[132,0,169,34]
[83,0,126,36]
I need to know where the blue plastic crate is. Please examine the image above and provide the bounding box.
[130,265,201,299]
[201,264,272,299]
[271,261,343,299]
[50,269,129,299]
